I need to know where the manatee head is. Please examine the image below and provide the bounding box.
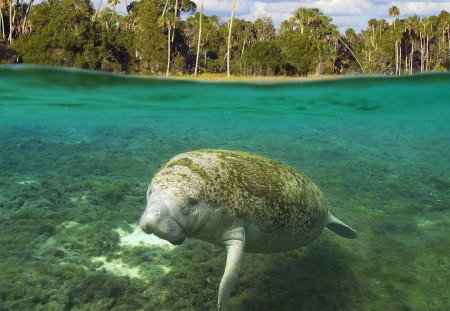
[139,187,189,245]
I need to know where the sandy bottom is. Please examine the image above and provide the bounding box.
[92,225,174,279]
[116,225,174,249]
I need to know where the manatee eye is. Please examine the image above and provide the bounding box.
[187,197,198,208]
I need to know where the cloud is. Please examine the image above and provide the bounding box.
[392,1,450,17]
[88,0,450,32]
[221,0,450,31]
[314,0,373,16]
[230,0,379,31]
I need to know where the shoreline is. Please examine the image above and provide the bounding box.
[164,73,344,82]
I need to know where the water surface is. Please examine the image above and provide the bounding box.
[0,65,449,310]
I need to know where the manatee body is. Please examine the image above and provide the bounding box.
[140,149,357,311]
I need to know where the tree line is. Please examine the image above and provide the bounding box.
[0,0,449,76]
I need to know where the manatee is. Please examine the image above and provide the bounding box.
[140,149,357,311]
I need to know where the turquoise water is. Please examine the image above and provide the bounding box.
[0,65,449,310]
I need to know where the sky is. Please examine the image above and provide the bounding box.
[107,0,450,33]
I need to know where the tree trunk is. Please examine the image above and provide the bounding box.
[371,25,376,49]
[0,9,5,41]
[410,41,414,74]
[204,32,209,68]
[405,55,408,74]
[172,0,178,42]
[426,35,429,71]
[420,32,424,73]
[227,0,236,77]
[240,37,246,60]
[448,31,450,70]
[8,2,13,43]
[21,0,33,34]
[194,0,203,77]
[92,0,103,23]
[166,25,171,77]
[395,40,398,75]
[441,29,447,68]
[162,0,169,17]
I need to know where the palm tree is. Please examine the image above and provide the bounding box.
[227,0,236,77]
[436,11,450,70]
[389,5,400,75]
[367,18,378,50]
[422,17,435,72]
[306,10,333,75]
[194,0,203,76]
[279,17,296,35]
[389,5,400,29]
[378,19,388,37]
[294,7,308,34]
[294,7,327,36]
[418,17,428,72]
[392,24,403,75]
[405,15,418,74]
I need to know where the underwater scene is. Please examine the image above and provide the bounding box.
[0,65,449,311]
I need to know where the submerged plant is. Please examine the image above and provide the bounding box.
[91,180,133,202]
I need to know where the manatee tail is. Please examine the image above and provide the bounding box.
[326,211,357,239]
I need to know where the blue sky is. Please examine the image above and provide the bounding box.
[109,0,450,32]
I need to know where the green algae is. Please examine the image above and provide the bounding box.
[2,122,448,310]
[91,180,133,203]
[164,157,213,184]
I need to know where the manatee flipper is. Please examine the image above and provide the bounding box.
[218,227,245,311]
[326,211,357,239]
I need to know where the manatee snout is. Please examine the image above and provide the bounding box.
[139,196,186,245]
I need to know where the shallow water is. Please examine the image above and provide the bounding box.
[0,65,449,310]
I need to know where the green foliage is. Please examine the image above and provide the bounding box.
[12,0,135,71]
[243,41,283,76]
[97,27,135,72]
[4,0,450,76]
[14,0,97,67]
[134,1,167,74]
[279,31,315,75]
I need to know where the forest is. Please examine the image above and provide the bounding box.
[0,0,449,76]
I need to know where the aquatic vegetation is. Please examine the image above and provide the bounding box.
[90,180,133,202]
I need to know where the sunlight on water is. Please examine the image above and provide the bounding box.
[0,65,449,310]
